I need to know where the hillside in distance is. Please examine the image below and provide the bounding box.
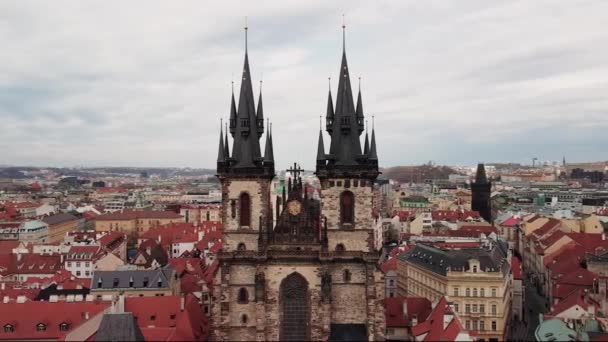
[381,164,461,183]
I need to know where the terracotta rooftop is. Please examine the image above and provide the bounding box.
[95,210,182,221]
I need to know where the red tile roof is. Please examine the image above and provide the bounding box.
[393,210,413,222]
[384,297,432,328]
[547,288,589,317]
[66,245,102,261]
[411,297,466,341]
[500,216,521,227]
[432,210,480,222]
[532,218,561,238]
[125,294,208,341]
[95,210,182,221]
[380,257,397,273]
[0,241,19,254]
[0,300,110,340]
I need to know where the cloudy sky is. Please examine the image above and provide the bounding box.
[1,0,607,169]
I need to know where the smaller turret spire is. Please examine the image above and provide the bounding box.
[264,119,274,164]
[229,81,237,135]
[325,77,335,133]
[256,79,264,137]
[317,118,326,163]
[217,119,225,162]
[224,121,230,158]
[369,116,377,160]
[363,119,370,155]
[244,16,248,53]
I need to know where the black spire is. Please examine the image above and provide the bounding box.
[224,121,230,158]
[317,127,326,164]
[475,163,488,183]
[256,80,264,137]
[325,78,334,133]
[217,25,273,177]
[363,131,369,156]
[229,82,237,135]
[471,163,492,223]
[231,28,263,168]
[355,77,365,134]
[217,119,225,163]
[369,119,378,161]
[316,24,378,179]
[264,119,274,164]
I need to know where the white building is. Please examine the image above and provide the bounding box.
[18,220,49,245]
[64,245,102,278]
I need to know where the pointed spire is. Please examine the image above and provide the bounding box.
[256,80,264,136]
[317,123,326,162]
[269,122,274,160]
[475,163,488,183]
[355,77,365,133]
[217,119,225,163]
[224,121,230,158]
[264,119,274,164]
[369,116,377,160]
[363,120,369,155]
[229,81,237,135]
[325,77,334,133]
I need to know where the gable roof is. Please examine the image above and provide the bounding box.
[42,213,80,226]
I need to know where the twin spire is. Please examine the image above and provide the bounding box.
[217,24,274,176]
[316,22,378,176]
[219,21,378,178]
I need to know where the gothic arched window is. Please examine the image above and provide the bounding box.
[239,193,251,227]
[335,243,346,253]
[280,273,309,341]
[237,243,246,251]
[340,191,355,225]
[237,287,249,304]
[241,314,248,325]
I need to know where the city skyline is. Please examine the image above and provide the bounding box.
[1,1,608,169]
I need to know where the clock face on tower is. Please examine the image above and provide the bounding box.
[287,200,302,216]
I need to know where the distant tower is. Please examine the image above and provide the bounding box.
[563,156,566,167]
[471,163,492,223]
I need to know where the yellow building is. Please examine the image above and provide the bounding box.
[95,210,183,234]
[42,213,81,244]
[397,243,511,342]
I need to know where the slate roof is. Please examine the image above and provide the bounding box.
[399,242,509,276]
[42,213,79,226]
[91,267,175,290]
[95,313,145,342]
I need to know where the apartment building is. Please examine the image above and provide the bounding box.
[397,242,511,342]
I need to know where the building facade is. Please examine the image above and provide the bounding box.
[397,243,511,342]
[210,28,385,341]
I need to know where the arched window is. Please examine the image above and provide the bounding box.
[241,314,248,325]
[343,269,351,282]
[59,323,70,332]
[237,287,249,304]
[239,193,251,227]
[335,244,346,253]
[4,324,14,333]
[340,191,355,225]
[36,323,47,332]
[280,273,309,341]
[237,243,246,251]
[473,288,478,297]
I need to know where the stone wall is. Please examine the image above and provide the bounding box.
[321,178,375,231]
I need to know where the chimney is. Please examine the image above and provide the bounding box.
[180,295,185,312]
[60,254,64,263]
[84,312,90,320]
[16,296,26,304]
[16,253,22,262]
[0,283,4,290]
[402,299,408,317]
[603,233,606,241]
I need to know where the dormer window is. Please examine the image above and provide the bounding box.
[4,324,14,333]
[157,278,163,288]
[143,277,149,287]
[59,322,70,331]
[112,278,119,288]
[36,323,47,332]
[129,277,134,287]
[97,278,102,288]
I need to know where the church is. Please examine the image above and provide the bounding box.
[211,26,385,341]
